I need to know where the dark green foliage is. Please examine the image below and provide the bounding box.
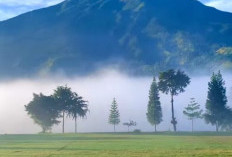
[67,93,88,133]
[109,98,120,132]
[183,98,203,132]
[123,120,137,132]
[67,93,88,119]
[158,70,191,96]
[53,86,75,133]
[133,129,142,133]
[158,69,190,131]
[146,77,162,132]
[26,86,88,133]
[1,0,232,77]
[25,94,60,133]
[220,108,232,131]
[53,85,88,133]
[204,71,229,132]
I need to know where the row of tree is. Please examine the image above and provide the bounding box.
[146,69,190,132]
[146,70,232,132]
[25,86,88,133]
[25,69,231,133]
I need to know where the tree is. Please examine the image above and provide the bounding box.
[158,69,190,132]
[146,77,162,132]
[123,120,137,132]
[67,93,88,133]
[183,98,203,132]
[25,94,60,133]
[204,71,228,132]
[53,86,76,133]
[109,98,120,132]
[220,108,232,131]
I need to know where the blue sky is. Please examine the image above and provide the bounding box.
[0,0,231,21]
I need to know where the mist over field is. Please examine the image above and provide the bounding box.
[0,69,231,134]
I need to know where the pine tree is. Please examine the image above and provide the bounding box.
[183,98,203,132]
[146,77,162,132]
[204,71,228,132]
[108,98,120,132]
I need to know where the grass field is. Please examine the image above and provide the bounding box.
[1,133,232,157]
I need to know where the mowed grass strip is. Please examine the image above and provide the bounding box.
[0,133,232,157]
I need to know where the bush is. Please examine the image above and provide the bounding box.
[133,129,141,133]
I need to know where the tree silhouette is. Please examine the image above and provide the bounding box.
[53,85,76,133]
[25,94,60,133]
[146,77,162,132]
[204,71,228,132]
[67,93,88,133]
[183,98,203,132]
[158,69,190,132]
[109,98,120,132]
[123,120,137,132]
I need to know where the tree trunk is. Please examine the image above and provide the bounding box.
[171,94,177,132]
[155,124,157,132]
[42,127,46,133]
[216,122,219,132]
[75,117,77,134]
[62,111,65,134]
[114,124,115,132]
[192,119,194,132]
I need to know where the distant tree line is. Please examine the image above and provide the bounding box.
[25,69,232,133]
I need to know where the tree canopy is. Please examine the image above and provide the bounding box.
[183,98,203,132]
[109,98,120,132]
[158,69,190,96]
[204,71,229,132]
[158,69,190,131]
[146,77,162,132]
[123,120,137,132]
[67,93,88,133]
[26,85,88,133]
[25,94,60,133]
[53,86,77,133]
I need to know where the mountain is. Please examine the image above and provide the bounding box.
[0,0,232,77]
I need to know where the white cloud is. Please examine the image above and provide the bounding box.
[0,9,16,20]
[0,0,63,7]
[201,0,232,13]
[0,0,64,21]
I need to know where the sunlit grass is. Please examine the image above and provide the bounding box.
[0,133,232,156]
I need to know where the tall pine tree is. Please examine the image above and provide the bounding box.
[108,98,120,132]
[146,77,162,132]
[204,71,228,132]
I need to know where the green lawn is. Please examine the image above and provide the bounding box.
[0,133,232,157]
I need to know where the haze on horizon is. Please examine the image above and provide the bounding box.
[0,69,231,134]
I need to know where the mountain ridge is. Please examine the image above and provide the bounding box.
[0,0,232,77]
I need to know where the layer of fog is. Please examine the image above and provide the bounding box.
[0,70,231,134]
